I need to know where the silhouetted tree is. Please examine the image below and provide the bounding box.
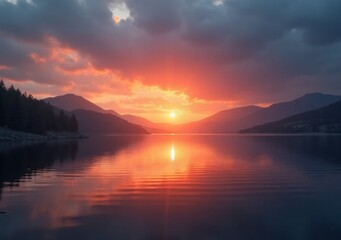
[9,89,26,131]
[0,80,79,134]
[70,114,78,132]
[0,80,5,126]
[58,110,68,131]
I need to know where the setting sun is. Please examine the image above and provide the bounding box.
[169,112,177,118]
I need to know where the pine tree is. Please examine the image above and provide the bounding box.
[9,91,25,131]
[0,80,79,134]
[0,80,5,126]
[0,96,4,127]
[70,114,78,132]
[58,110,67,131]
[44,103,59,131]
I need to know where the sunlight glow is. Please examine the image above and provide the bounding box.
[169,112,177,118]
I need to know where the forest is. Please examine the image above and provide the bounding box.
[0,80,78,134]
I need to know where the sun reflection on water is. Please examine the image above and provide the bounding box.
[170,144,175,162]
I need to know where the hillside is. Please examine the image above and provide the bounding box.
[241,100,341,133]
[44,94,120,116]
[176,106,263,133]
[45,94,169,132]
[229,93,341,132]
[73,109,149,134]
[179,93,341,133]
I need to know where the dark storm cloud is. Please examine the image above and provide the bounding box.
[0,37,60,83]
[126,0,183,34]
[0,0,341,103]
[290,0,341,46]
[0,38,35,67]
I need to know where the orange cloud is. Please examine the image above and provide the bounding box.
[29,52,47,64]
[2,37,255,123]
[0,65,10,70]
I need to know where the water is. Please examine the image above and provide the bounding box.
[1,134,341,240]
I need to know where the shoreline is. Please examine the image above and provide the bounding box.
[0,128,87,143]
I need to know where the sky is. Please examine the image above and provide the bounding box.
[1,0,341,123]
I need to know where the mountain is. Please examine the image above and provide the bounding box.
[44,94,169,132]
[122,114,156,127]
[44,94,120,116]
[73,109,148,134]
[241,100,341,133]
[181,92,341,133]
[228,93,341,132]
[176,106,263,133]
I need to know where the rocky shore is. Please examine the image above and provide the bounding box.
[0,127,87,142]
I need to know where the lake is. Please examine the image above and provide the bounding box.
[1,134,341,240]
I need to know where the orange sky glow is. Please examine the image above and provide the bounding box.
[3,38,251,124]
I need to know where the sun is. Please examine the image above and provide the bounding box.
[169,112,177,118]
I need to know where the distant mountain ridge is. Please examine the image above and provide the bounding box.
[44,94,171,133]
[44,94,149,134]
[44,92,341,134]
[73,109,148,134]
[241,100,341,133]
[227,92,341,132]
[176,92,341,133]
[175,106,263,133]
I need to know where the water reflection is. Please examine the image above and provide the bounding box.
[0,141,78,199]
[0,135,341,240]
[170,144,175,162]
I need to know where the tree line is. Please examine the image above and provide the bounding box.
[0,80,78,134]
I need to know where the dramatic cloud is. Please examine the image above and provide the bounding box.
[0,0,341,121]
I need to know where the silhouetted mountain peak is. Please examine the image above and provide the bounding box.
[44,94,169,132]
[298,92,336,99]
[44,94,114,114]
[59,93,80,97]
[48,93,89,101]
[203,105,263,123]
[302,92,324,96]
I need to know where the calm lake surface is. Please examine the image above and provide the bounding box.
[1,134,341,240]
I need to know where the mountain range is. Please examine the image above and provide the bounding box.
[45,94,170,133]
[44,92,341,134]
[175,106,263,133]
[241,100,341,133]
[182,92,341,133]
[44,94,148,134]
